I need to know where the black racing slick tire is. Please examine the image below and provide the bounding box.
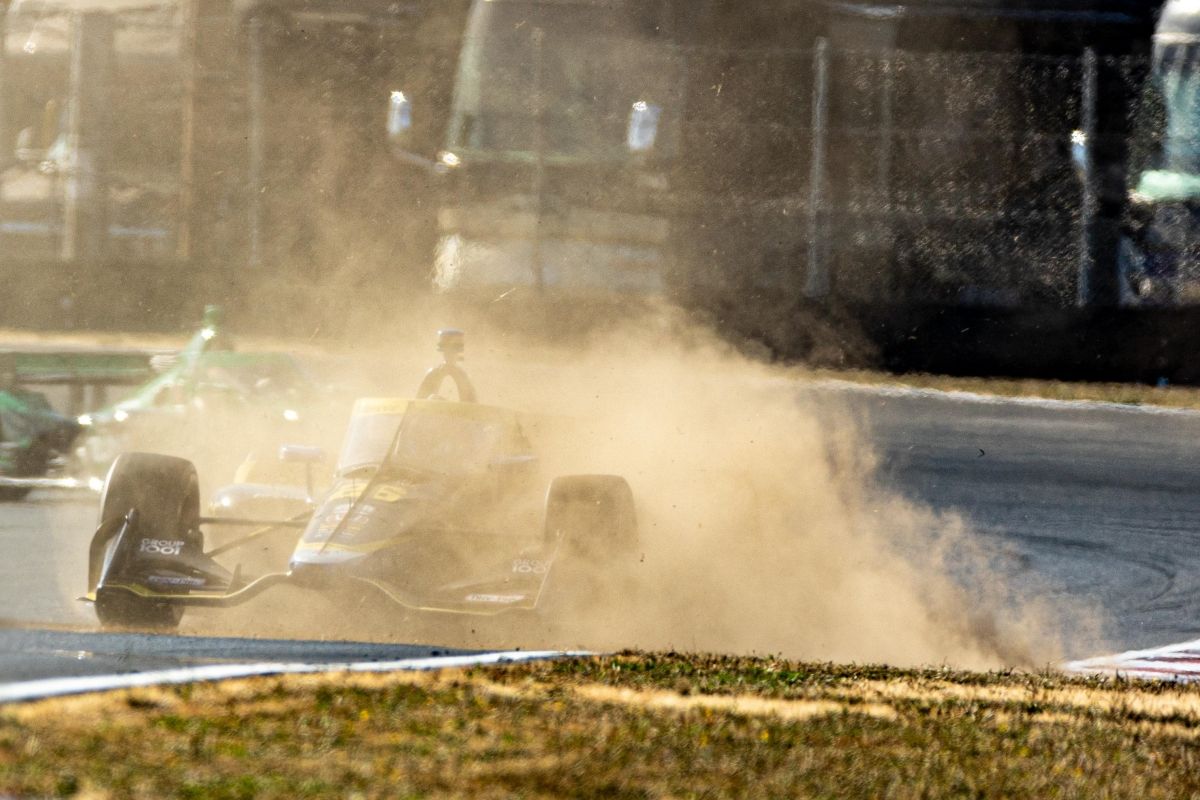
[0,440,50,502]
[544,475,637,559]
[94,590,184,631]
[537,475,639,638]
[0,484,32,502]
[90,453,200,631]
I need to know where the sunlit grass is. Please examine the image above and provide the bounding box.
[4,652,1200,798]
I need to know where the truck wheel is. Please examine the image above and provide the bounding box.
[90,453,199,631]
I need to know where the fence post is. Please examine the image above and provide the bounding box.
[60,11,114,264]
[0,1,8,172]
[530,26,546,290]
[246,15,264,272]
[178,0,237,271]
[805,37,830,299]
[1076,47,1098,307]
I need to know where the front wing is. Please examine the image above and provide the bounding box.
[86,510,304,607]
[87,514,562,617]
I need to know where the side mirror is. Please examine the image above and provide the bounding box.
[14,126,38,164]
[387,90,414,147]
[627,100,662,153]
[1070,129,1088,182]
[386,89,442,173]
[488,454,538,471]
[279,444,326,503]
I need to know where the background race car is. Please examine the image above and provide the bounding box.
[0,306,337,499]
[75,306,330,483]
[0,384,81,500]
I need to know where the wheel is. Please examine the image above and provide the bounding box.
[543,475,637,560]
[95,590,183,631]
[0,415,83,502]
[0,440,49,502]
[0,484,32,502]
[537,475,638,639]
[90,453,200,631]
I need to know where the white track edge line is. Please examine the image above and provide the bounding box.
[1063,637,1200,667]
[0,649,590,704]
[1061,637,1200,679]
[806,378,1200,417]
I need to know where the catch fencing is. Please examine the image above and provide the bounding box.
[669,41,1153,309]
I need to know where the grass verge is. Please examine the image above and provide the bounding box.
[3,651,1200,798]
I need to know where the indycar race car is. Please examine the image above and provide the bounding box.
[83,330,637,631]
[74,306,322,479]
[0,385,83,500]
[0,306,324,499]
[0,344,155,500]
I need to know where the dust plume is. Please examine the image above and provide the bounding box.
[78,298,1095,670]
[451,306,1091,669]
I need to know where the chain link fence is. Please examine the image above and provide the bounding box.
[671,41,1152,310]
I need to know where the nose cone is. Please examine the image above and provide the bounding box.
[288,542,369,584]
[288,560,334,589]
[288,550,372,588]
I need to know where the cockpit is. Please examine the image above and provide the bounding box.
[336,399,533,479]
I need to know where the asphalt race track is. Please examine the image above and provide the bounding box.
[824,384,1200,655]
[5,382,1200,684]
[0,628,478,685]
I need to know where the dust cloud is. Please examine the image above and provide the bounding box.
[220,299,1084,670]
[74,298,1095,670]
[445,306,1083,670]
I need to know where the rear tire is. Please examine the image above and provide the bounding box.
[90,453,199,631]
[537,475,638,640]
[0,440,49,502]
[544,475,637,559]
[0,485,32,502]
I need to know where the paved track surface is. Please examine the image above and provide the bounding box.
[0,628,477,684]
[824,385,1200,654]
[3,383,1200,683]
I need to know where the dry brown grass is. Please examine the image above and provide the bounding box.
[5,652,1200,798]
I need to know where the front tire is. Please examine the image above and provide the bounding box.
[95,590,184,631]
[90,452,200,631]
[0,440,49,502]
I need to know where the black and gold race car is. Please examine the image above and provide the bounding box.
[82,331,637,631]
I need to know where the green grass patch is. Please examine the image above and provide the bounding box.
[4,652,1200,798]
